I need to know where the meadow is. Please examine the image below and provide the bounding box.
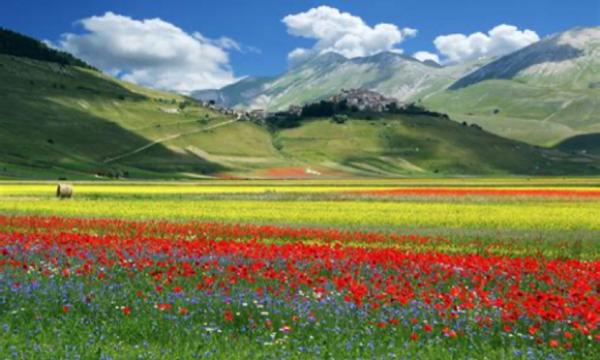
[0,179,599,359]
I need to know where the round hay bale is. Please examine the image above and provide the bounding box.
[56,183,73,199]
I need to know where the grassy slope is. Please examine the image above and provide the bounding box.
[1,54,598,179]
[556,133,600,155]
[275,116,598,176]
[424,79,600,147]
[0,54,265,179]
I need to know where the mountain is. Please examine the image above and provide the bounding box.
[193,51,487,111]
[449,27,599,90]
[424,27,600,146]
[196,27,600,148]
[191,76,274,108]
[1,29,598,179]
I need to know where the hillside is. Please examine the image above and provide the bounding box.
[424,27,600,146]
[195,27,600,148]
[0,53,287,179]
[193,52,486,111]
[269,115,598,177]
[0,28,94,69]
[555,133,600,156]
[1,30,598,179]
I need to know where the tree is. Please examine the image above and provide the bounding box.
[0,28,96,69]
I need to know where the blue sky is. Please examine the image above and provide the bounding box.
[2,0,598,91]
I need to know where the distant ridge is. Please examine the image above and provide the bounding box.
[448,27,600,89]
[0,28,95,70]
[424,26,600,146]
[192,51,483,111]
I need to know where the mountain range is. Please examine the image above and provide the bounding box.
[192,51,487,112]
[0,27,599,179]
[195,27,600,147]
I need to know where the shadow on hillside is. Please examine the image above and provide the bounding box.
[0,94,225,178]
[356,115,600,176]
[0,56,227,178]
[555,133,600,155]
[449,38,584,89]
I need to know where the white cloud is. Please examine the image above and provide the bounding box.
[57,12,244,92]
[196,33,261,54]
[282,6,416,65]
[433,24,539,64]
[413,51,440,64]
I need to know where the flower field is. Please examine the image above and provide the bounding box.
[0,180,599,358]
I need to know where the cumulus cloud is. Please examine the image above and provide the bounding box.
[57,12,244,92]
[433,24,539,64]
[413,51,440,64]
[282,6,416,65]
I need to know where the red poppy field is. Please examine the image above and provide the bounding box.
[0,181,599,359]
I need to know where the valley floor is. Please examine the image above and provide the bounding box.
[0,178,598,358]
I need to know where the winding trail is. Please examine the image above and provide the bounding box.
[103,119,239,164]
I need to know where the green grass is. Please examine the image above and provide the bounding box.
[275,116,598,176]
[2,54,599,179]
[424,79,600,146]
[556,133,600,155]
[0,54,235,179]
[1,181,598,358]
[3,274,580,359]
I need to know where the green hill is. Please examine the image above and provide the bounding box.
[555,134,600,156]
[0,28,94,69]
[1,30,598,179]
[0,53,285,179]
[196,27,600,149]
[271,115,598,176]
[424,27,600,146]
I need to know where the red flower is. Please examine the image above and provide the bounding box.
[528,326,537,336]
[62,305,70,313]
[178,307,189,315]
[156,303,172,311]
[410,332,419,341]
[443,327,457,338]
[549,339,559,348]
[224,309,234,322]
[122,306,131,316]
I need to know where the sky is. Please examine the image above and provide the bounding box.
[1,0,598,92]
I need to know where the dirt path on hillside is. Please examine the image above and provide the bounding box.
[103,119,239,163]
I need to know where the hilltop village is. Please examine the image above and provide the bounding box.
[196,88,406,122]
